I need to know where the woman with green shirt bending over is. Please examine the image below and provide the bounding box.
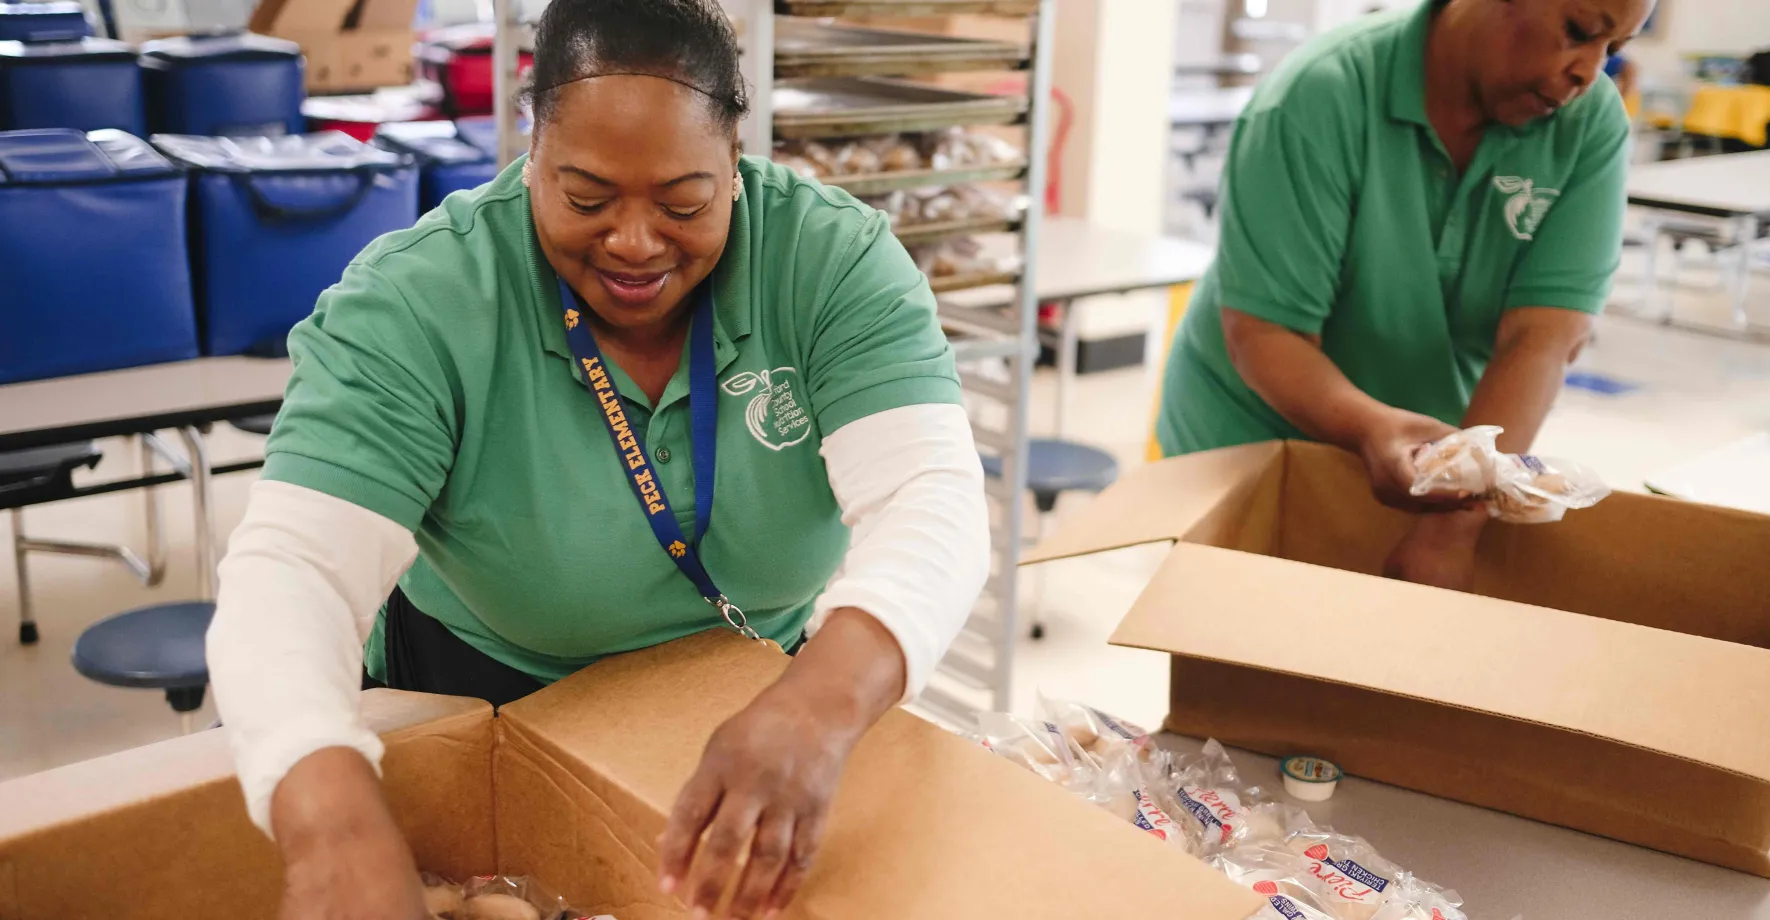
[205,2,990,917]
[1157,0,1650,590]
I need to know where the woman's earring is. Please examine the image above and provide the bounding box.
[731,175,742,202]
[521,160,533,188]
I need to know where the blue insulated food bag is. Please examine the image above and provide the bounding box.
[0,38,145,133]
[140,33,303,138]
[0,2,91,43]
[151,132,417,356]
[0,129,197,384]
[373,117,498,211]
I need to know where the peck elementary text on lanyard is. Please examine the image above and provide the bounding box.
[556,276,766,645]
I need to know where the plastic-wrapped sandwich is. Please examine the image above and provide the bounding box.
[1410,425,1610,524]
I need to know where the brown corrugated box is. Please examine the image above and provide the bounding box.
[250,0,417,93]
[0,632,1260,918]
[1025,439,1770,877]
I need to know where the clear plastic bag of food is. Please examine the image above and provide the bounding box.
[1409,426,1502,497]
[422,873,611,920]
[1365,876,1468,920]
[1409,425,1610,524]
[921,126,1020,169]
[975,710,1092,790]
[1035,693,1153,768]
[1162,740,1287,852]
[1285,828,1406,920]
[1487,451,1611,524]
[1211,845,1340,920]
[831,139,882,176]
[862,133,923,172]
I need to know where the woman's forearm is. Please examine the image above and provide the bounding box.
[1461,307,1594,453]
[1221,307,1393,451]
[773,607,905,743]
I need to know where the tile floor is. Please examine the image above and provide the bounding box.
[3,234,1769,783]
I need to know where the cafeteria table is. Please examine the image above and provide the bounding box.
[0,356,293,596]
[1033,218,1214,437]
[1626,150,1770,330]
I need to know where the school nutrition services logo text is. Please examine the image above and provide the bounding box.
[1492,176,1559,240]
[722,368,812,451]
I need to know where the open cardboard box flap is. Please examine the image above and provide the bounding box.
[495,630,1260,919]
[1027,440,1770,874]
[0,635,1260,919]
[0,691,495,919]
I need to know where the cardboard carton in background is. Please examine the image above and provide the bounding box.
[251,0,419,93]
[1027,440,1770,877]
[0,633,1262,920]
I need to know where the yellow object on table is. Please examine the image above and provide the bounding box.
[1145,281,1194,462]
[1682,84,1770,148]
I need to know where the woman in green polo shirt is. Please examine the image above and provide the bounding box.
[205,2,989,917]
[1158,0,1651,589]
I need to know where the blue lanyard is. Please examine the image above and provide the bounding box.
[555,277,759,641]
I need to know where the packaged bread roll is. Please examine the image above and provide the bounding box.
[1285,829,1405,920]
[461,893,540,920]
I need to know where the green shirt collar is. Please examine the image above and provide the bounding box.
[521,156,755,371]
[1386,0,1439,128]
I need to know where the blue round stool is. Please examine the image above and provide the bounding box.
[72,601,214,732]
[981,439,1120,638]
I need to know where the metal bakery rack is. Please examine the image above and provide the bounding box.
[486,0,1054,726]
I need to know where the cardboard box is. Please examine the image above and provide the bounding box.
[251,0,417,93]
[0,632,1260,919]
[1025,439,1770,877]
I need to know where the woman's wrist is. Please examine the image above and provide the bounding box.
[272,746,400,861]
[769,607,905,748]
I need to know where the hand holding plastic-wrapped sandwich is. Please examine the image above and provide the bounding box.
[204,2,992,918]
[1153,0,1652,592]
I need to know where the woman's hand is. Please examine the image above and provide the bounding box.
[1357,410,1469,512]
[1383,506,1489,592]
[272,747,427,920]
[658,609,906,919]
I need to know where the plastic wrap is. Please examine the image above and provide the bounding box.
[922,126,1020,169]
[1285,828,1406,920]
[975,711,1090,789]
[1410,425,1610,524]
[1212,845,1340,920]
[420,873,612,920]
[773,129,1015,179]
[1037,693,1153,767]
[970,702,1494,919]
[908,237,1022,279]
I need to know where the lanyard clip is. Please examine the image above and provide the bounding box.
[709,595,762,642]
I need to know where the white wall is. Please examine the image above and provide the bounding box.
[1054,0,1179,235]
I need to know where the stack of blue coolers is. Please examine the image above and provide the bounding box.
[374,116,499,211]
[1,12,422,384]
[0,1,141,134]
[152,133,415,355]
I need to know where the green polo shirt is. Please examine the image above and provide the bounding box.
[263,155,961,682]
[1157,1,1629,456]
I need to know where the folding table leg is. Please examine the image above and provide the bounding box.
[11,508,35,645]
[177,426,215,601]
